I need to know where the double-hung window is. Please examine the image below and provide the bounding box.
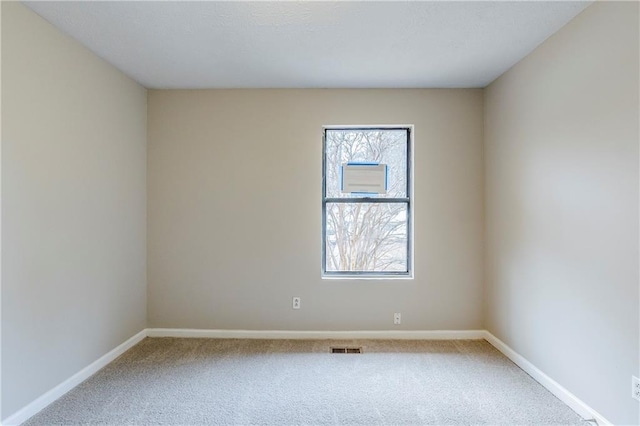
[322,127,413,277]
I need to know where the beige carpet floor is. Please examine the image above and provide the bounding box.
[24,338,589,425]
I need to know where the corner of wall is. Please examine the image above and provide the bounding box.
[0,0,4,421]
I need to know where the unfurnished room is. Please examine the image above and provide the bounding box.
[1,1,639,425]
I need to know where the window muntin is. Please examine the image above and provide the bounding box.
[322,127,412,277]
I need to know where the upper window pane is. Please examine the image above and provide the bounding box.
[325,129,407,198]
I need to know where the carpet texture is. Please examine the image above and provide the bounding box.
[24,338,588,425]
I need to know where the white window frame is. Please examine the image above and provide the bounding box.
[322,125,414,279]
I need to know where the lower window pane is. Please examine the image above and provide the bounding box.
[325,202,408,273]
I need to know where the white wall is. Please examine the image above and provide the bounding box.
[148,89,484,331]
[1,2,147,419]
[0,1,3,421]
[484,2,639,424]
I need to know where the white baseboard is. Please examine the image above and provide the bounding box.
[146,328,486,340]
[2,329,147,426]
[482,331,611,426]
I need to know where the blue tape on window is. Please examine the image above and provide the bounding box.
[347,162,379,166]
[385,165,389,191]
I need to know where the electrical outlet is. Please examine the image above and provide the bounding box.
[292,297,301,310]
[394,313,401,325]
[632,376,640,401]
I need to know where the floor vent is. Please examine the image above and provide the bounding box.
[331,347,362,354]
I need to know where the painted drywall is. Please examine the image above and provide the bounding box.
[0,1,3,421]
[484,2,639,424]
[1,2,147,419]
[148,89,484,331]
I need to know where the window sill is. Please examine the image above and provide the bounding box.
[321,274,414,281]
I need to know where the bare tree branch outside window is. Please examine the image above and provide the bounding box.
[323,128,411,275]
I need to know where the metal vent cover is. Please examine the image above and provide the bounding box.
[331,347,362,354]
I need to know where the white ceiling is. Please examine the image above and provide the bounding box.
[23,1,592,89]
